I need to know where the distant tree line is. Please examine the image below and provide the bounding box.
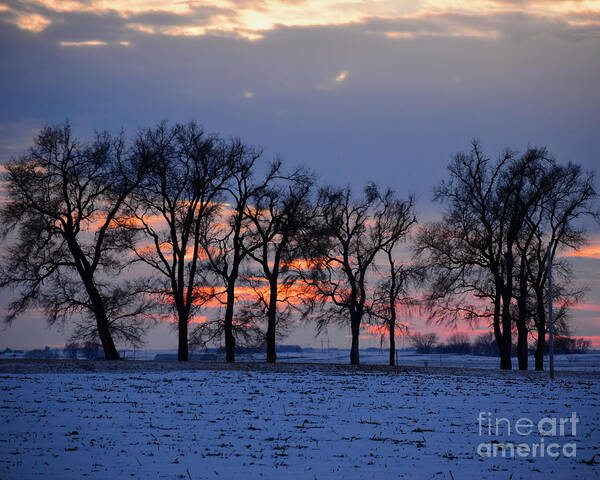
[409,332,591,356]
[0,123,597,369]
[64,342,104,359]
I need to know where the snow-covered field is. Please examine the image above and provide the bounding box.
[127,350,600,372]
[4,348,599,373]
[279,351,600,371]
[1,362,599,479]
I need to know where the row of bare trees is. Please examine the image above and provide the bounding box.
[415,141,597,370]
[0,124,596,368]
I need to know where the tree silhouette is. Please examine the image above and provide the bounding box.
[120,121,230,361]
[242,168,314,363]
[517,161,596,370]
[367,195,417,366]
[299,183,415,365]
[417,142,523,369]
[0,124,148,359]
[369,239,419,366]
[199,145,280,362]
[416,140,597,370]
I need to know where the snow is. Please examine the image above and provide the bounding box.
[278,351,600,371]
[1,362,599,479]
[4,349,599,374]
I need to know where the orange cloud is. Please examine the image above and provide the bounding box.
[279,258,317,270]
[154,314,207,324]
[563,244,600,259]
[191,281,317,308]
[362,324,389,336]
[83,212,164,231]
[59,40,107,47]
[15,13,51,32]
[134,242,209,262]
[4,1,599,40]
[189,315,208,324]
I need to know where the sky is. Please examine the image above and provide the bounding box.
[0,0,599,351]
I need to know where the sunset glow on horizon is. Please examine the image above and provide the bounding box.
[563,244,600,260]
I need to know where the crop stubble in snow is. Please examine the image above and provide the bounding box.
[0,361,599,479]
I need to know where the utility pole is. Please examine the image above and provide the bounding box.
[548,245,554,380]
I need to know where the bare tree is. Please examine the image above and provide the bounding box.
[199,143,280,362]
[0,124,148,359]
[519,162,597,370]
[242,169,314,363]
[299,183,415,365]
[471,332,498,356]
[368,200,417,366]
[410,333,438,354]
[497,147,554,370]
[442,333,471,354]
[417,140,597,370]
[415,141,514,368]
[120,121,230,361]
[65,280,155,350]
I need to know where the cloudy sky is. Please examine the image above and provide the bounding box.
[0,0,599,350]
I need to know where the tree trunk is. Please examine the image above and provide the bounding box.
[500,314,513,369]
[516,259,528,370]
[178,309,189,361]
[350,312,360,365]
[224,281,236,363]
[87,284,120,360]
[535,325,545,371]
[492,291,509,369]
[534,292,546,371]
[500,273,513,370]
[69,241,120,360]
[499,350,511,369]
[388,319,395,367]
[266,279,278,363]
[96,315,120,360]
[516,323,528,370]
